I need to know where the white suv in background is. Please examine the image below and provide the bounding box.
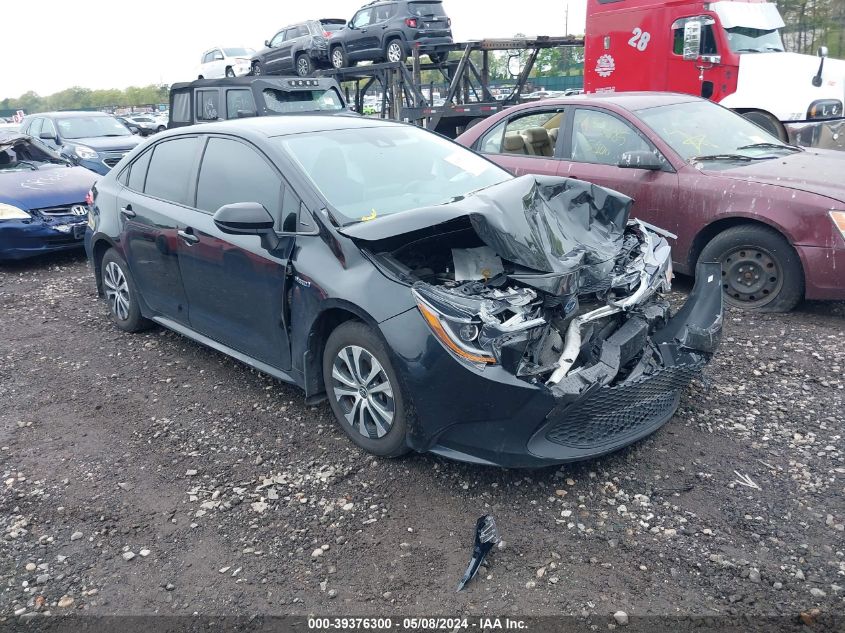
[196,47,255,79]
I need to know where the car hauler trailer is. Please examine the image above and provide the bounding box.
[583,0,845,150]
[318,37,584,137]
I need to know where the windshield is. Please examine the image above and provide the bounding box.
[636,100,793,162]
[276,125,511,223]
[263,88,344,113]
[725,26,784,52]
[56,116,132,139]
[223,47,254,57]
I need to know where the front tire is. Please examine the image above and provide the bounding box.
[225,66,236,78]
[251,61,262,76]
[322,321,410,458]
[698,224,803,312]
[741,111,787,142]
[101,249,152,332]
[295,54,314,77]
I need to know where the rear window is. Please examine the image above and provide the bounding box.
[321,20,346,31]
[196,90,220,121]
[407,2,446,17]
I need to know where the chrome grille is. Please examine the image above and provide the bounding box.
[36,204,87,217]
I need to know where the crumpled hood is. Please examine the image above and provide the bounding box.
[341,175,633,281]
[67,135,142,152]
[0,165,96,210]
[701,149,845,205]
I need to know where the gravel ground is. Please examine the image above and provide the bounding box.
[1,252,844,622]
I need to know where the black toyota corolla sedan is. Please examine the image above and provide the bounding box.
[85,116,723,468]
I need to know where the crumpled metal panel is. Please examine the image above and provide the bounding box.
[340,174,632,289]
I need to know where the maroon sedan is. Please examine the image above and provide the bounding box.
[456,92,845,311]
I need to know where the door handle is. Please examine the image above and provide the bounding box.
[178,229,199,245]
[120,204,136,218]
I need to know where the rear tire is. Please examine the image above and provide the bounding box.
[698,224,803,312]
[330,46,348,69]
[740,110,787,142]
[322,321,410,458]
[295,54,314,77]
[101,249,152,332]
[428,52,447,64]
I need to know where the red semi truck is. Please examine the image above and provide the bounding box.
[583,0,845,150]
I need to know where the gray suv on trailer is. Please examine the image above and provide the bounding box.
[329,0,453,69]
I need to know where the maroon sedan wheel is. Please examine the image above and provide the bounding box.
[699,225,804,312]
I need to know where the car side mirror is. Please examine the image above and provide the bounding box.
[618,150,663,171]
[265,39,271,47]
[818,46,828,58]
[39,131,57,141]
[236,109,257,118]
[213,202,280,250]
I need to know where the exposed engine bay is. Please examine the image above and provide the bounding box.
[344,175,722,396]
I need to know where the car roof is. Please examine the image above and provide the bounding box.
[163,114,402,139]
[27,111,111,119]
[537,92,701,111]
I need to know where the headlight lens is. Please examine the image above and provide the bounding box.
[830,211,845,240]
[74,145,99,160]
[413,291,496,365]
[0,203,31,220]
[807,99,843,120]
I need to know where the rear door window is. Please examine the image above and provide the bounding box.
[127,148,153,191]
[195,137,282,217]
[28,118,43,137]
[171,91,191,123]
[226,89,256,119]
[144,137,201,205]
[196,89,220,121]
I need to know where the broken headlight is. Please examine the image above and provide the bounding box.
[0,203,31,220]
[413,290,496,365]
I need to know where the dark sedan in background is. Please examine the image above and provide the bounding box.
[457,93,845,312]
[0,132,96,260]
[19,111,142,176]
[86,116,721,467]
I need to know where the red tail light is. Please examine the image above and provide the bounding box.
[405,17,418,28]
[323,31,333,38]
[85,189,94,205]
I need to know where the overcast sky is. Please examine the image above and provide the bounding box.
[0,0,587,99]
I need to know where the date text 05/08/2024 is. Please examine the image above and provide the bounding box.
[307,618,528,631]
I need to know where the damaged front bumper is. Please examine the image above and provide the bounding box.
[0,216,87,260]
[382,263,721,468]
[350,175,723,467]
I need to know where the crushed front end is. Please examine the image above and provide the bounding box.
[347,175,723,466]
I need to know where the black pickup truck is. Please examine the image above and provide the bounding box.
[168,76,352,128]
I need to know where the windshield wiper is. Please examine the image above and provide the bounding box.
[102,133,126,137]
[735,48,763,53]
[691,153,774,163]
[736,141,802,152]
[16,160,39,170]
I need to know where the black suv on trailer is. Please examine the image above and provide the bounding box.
[168,77,350,128]
[252,19,346,77]
[330,0,452,69]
